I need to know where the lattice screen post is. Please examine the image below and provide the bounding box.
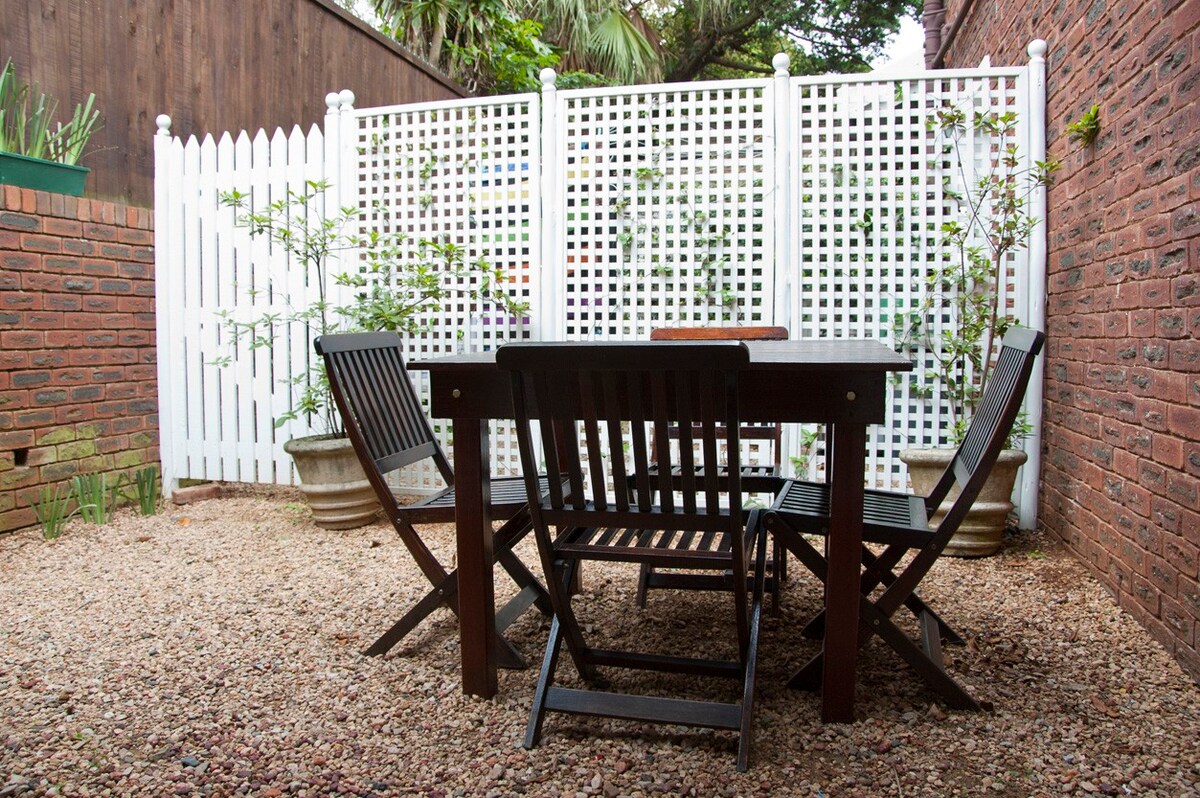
[1018,39,1049,530]
[771,53,792,333]
[153,113,180,498]
[539,68,562,339]
[769,53,801,475]
[323,90,357,316]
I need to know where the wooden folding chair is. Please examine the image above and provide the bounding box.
[315,332,551,667]
[763,327,1045,709]
[499,341,767,772]
[636,326,788,608]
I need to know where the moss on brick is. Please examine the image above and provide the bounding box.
[40,461,79,481]
[129,431,157,448]
[75,423,103,440]
[57,440,97,460]
[37,428,76,445]
[113,450,147,469]
[1,468,38,490]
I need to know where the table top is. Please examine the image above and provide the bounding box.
[414,339,912,373]
[413,339,910,424]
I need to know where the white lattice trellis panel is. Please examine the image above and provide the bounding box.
[787,71,1025,490]
[352,95,542,484]
[158,60,1043,512]
[552,81,775,340]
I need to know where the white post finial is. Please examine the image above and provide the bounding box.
[540,68,558,91]
[1027,39,1048,61]
[772,52,791,78]
[155,114,172,137]
[338,89,355,112]
[325,92,340,116]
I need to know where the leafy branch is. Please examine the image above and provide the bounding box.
[214,179,529,435]
[894,108,1058,444]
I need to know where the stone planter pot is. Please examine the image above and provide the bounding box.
[282,434,379,530]
[899,447,1028,558]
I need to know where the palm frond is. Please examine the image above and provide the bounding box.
[588,8,662,83]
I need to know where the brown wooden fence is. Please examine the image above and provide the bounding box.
[2,0,466,207]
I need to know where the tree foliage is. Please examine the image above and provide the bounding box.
[653,0,921,81]
[373,0,920,91]
[373,0,559,93]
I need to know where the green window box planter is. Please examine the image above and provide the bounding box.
[0,151,89,196]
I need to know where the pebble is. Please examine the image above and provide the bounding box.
[1,502,1197,797]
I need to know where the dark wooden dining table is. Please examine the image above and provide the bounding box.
[411,339,912,723]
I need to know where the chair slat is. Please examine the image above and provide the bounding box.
[676,372,698,514]
[627,371,653,512]
[650,371,675,512]
[579,371,609,511]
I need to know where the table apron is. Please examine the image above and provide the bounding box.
[426,370,888,426]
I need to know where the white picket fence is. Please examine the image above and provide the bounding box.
[154,43,1049,526]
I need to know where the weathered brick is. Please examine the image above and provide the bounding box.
[81,223,117,241]
[61,276,97,293]
[20,234,61,254]
[0,211,40,231]
[81,259,118,277]
[36,427,76,445]
[57,440,96,460]
[41,217,83,238]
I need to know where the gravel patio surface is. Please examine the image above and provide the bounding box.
[1,485,1198,797]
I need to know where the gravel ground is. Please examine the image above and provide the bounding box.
[1,484,1198,798]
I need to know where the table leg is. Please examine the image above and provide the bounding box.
[822,421,866,723]
[453,419,497,698]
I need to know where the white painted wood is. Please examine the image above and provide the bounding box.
[181,135,205,481]
[153,117,181,496]
[1019,39,1049,530]
[154,63,1046,515]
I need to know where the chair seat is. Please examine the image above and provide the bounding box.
[557,520,754,569]
[771,479,932,548]
[414,475,554,511]
[646,463,783,492]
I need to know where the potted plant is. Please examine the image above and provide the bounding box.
[216,180,529,530]
[0,59,101,196]
[893,108,1058,556]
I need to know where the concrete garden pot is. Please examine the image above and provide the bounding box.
[899,447,1028,557]
[282,434,379,530]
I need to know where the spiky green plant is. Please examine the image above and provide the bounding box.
[132,466,161,516]
[0,58,102,164]
[70,473,115,525]
[30,484,77,540]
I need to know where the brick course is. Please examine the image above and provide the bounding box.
[0,186,157,531]
[938,0,1200,680]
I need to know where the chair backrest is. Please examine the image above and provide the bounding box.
[928,326,1046,531]
[498,341,750,542]
[649,326,788,342]
[315,332,454,493]
[650,326,788,469]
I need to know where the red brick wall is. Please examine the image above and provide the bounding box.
[0,186,158,532]
[934,0,1200,678]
